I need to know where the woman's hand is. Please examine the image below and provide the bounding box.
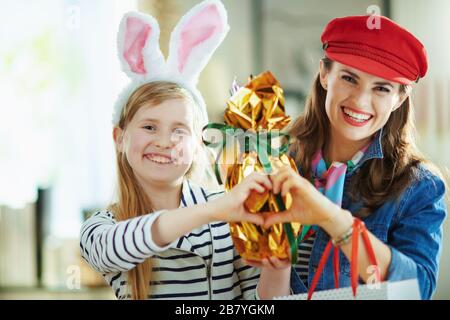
[209,172,272,225]
[263,165,343,228]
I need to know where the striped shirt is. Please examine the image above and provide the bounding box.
[79,180,260,300]
[294,234,316,286]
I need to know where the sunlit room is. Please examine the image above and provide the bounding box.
[1,0,450,301]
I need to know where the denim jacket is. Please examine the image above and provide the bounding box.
[290,130,447,299]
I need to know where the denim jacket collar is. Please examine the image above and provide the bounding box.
[291,128,385,175]
[351,128,384,171]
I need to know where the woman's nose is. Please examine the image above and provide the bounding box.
[352,89,372,108]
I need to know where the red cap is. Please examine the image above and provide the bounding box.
[321,15,428,84]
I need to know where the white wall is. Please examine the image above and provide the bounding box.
[391,0,450,299]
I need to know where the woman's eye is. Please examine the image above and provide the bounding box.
[143,125,156,131]
[342,75,356,84]
[374,86,390,93]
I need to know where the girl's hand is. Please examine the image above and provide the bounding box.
[263,165,342,228]
[244,256,292,299]
[210,172,272,225]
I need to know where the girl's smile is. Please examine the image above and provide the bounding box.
[144,152,175,165]
[115,97,196,186]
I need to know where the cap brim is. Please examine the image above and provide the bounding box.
[325,52,412,85]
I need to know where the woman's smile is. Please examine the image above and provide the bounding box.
[340,106,374,127]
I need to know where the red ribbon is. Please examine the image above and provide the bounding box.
[307,218,382,300]
[333,247,340,288]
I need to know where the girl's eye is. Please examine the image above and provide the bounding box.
[174,128,189,135]
[143,125,156,131]
[342,75,356,84]
[374,86,390,93]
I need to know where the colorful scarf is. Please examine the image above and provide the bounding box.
[297,147,367,243]
[312,147,367,205]
[303,145,381,299]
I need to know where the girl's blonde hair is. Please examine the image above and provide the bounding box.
[109,81,215,299]
[289,57,445,217]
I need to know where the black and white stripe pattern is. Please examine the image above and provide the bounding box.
[294,234,316,286]
[80,180,260,300]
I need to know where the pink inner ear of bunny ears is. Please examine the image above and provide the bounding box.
[124,17,151,74]
[178,4,223,73]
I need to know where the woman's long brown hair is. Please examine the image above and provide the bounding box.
[289,57,445,217]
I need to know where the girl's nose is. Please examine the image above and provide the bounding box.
[154,133,176,149]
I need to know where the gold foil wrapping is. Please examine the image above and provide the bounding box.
[222,71,301,261]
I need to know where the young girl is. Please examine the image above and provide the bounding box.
[252,15,447,300]
[80,1,267,300]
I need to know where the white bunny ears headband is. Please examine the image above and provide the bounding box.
[112,0,229,126]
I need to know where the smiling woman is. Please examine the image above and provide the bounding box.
[335,69,396,126]
[286,53,426,220]
[255,15,447,301]
[319,58,411,160]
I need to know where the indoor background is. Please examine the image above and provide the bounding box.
[1,0,449,299]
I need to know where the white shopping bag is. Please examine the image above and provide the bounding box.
[274,279,420,300]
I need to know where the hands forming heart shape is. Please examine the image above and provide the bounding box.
[210,166,346,270]
[213,166,340,229]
